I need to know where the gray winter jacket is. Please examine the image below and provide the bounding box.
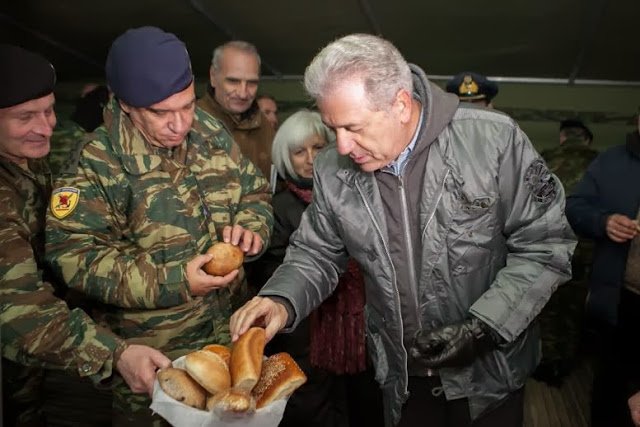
[259,66,576,426]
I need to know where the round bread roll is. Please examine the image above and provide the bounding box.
[157,368,207,410]
[252,352,307,409]
[230,327,265,392]
[203,242,244,276]
[202,344,231,368]
[184,350,231,395]
[206,387,256,414]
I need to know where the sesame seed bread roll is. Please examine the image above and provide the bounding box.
[252,352,307,409]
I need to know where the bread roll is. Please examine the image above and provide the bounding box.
[203,242,244,276]
[202,344,231,368]
[184,350,231,395]
[157,368,207,410]
[252,352,307,409]
[230,327,265,392]
[206,387,256,414]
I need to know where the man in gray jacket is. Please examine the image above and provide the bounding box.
[230,34,575,426]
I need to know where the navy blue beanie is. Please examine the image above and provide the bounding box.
[0,44,56,109]
[105,26,193,108]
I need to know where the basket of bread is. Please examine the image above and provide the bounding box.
[150,327,307,426]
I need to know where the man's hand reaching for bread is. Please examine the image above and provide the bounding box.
[230,297,288,343]
[116,344,172,396]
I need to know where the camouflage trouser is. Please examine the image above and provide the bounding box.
[1,359,46,426]
[112,377,169,427]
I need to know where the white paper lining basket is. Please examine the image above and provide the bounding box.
[150,356,287,427]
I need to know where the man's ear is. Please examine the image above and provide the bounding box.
[118,99,131,114]
[395,89,413,124]
[209,65,216,88]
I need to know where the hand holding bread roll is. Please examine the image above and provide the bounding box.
[203,242,244,276]
[157,368,207,410]
[230,327,265,392]
[252,352,307,409]
[184,350,231,395]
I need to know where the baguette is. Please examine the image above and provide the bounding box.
[157,368,207,410]
[252,352,307,409]
[184,350,231,395]
[230,327,265,392]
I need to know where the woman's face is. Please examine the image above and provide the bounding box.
[290,133,329,179]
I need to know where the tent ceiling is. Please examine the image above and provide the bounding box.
[1,0,638,84]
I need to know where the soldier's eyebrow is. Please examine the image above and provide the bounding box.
[146,97,196,114]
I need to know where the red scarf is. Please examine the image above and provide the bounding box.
[287,181,368,374]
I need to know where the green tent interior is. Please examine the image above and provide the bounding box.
[2,0,639,151]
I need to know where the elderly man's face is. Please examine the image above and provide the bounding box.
[210,47,260,115]
[121,83,196,149]
[257,97,278,129]
[0,93,56,164]
[318,78,412,172]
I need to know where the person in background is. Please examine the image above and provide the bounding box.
[257,94,279,130]
[48,85,110,176]
[45,27,272,425]
[445,71,498,108]
[565,114,640,426]
[251,109,383,427]
[230,33,575,427]
[197,40,275,180]
[0,44,170,426]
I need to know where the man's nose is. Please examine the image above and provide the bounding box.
[35,113,55,137]
[335,129,353,155]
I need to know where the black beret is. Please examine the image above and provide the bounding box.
[0,44,56,109]
[446,72,498,102]
[106,26,193,108]
[560,119,593,141]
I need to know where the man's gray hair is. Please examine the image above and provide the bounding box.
[271,109,334,179]
[304,33,413,111]
[211,41,261,72]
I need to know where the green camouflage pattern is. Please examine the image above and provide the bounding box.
[45,99,273,413]
[0,156,125,422]
[533,138,598,385]
[48,118,87,178]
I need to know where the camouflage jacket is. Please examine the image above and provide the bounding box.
[0,156,125,383]
[49,119,87,178]
[541,139,599,195]
[45,99,273,358]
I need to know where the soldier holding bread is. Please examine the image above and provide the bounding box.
[45,27,272,425]
[0,44,173,426]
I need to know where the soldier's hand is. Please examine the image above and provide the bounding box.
[222,225,263,256]
[628,391,640,426]
[230,296,288,343]
[116,344,171,396]
[606,214,638,243]
[186,253,239,296]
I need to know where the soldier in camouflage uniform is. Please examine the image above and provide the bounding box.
[534,119,599,386]
[0,45,171,426]
[45,28,273,425]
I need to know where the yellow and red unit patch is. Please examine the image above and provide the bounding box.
[50,187,80,219]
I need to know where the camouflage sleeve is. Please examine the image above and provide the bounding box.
[213,130,273,253]
[46,140,191,309]
[0,187,126,384]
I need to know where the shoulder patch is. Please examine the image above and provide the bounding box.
[524,158,557,204]
[50,187,80,219]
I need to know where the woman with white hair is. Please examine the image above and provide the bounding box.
[255,109,383,427]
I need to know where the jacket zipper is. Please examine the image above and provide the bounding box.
[397,176,422,331]
[354,180,410,402]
